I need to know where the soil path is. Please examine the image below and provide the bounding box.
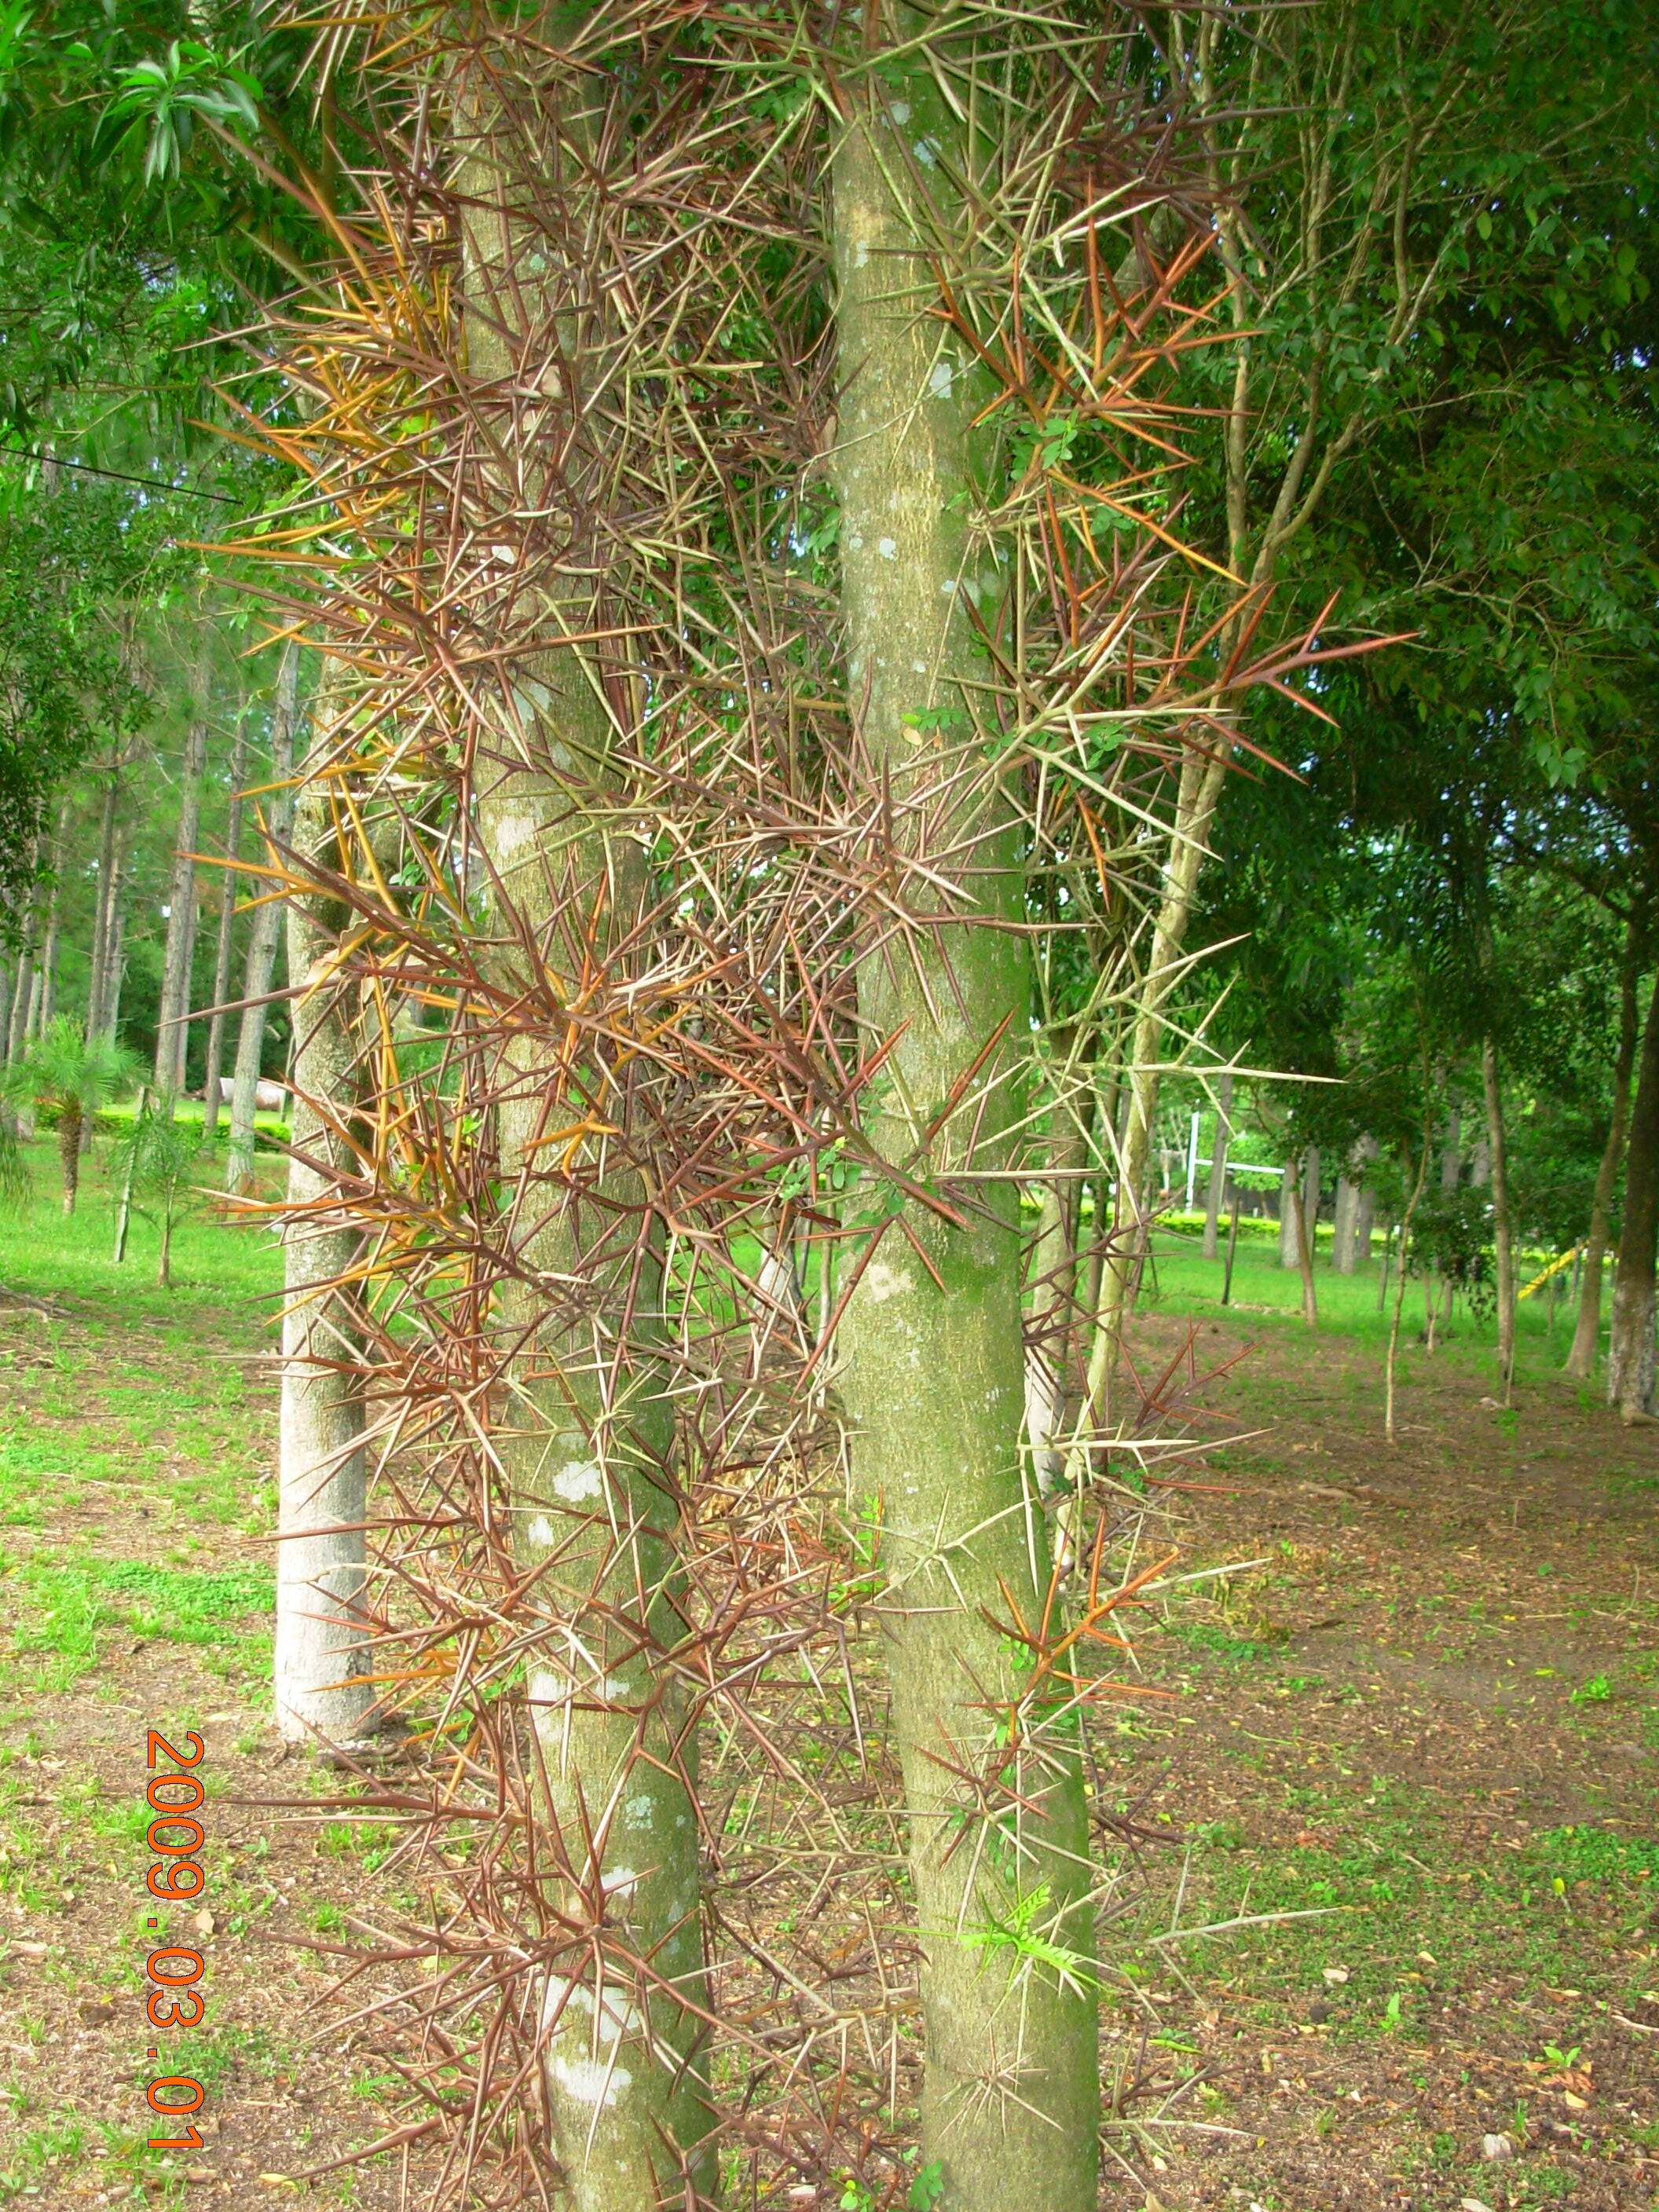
[1121,1306,1658,2212]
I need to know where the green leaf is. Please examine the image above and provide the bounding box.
[909,2162,946,2210]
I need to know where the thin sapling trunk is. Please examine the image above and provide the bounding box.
[1566,949,1638,1379]
[202,714,249,1142]
[155,639,211,1105]
[1608,967,1659,1422]
[228,643,301,1195]
[1202,1071,1233,1260]
[57,1103,82,1214]
[1481,1035,1516,1393]
[1386,1126,1432,1445]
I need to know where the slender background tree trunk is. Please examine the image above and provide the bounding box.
[1026,1042,1091,1500]
[100,857,129,1046]
[1481,1036,1515,1384]
[1278,1159,1299,1269]
[1440,1106,1462,1192]
[1331,1163,1358,1273]
[155,638,212,1104]
[1354,1170,1376,1267]
[228,645,301,1194]
[1291,1162,1318,1326]
[1608,968,1659,1421]
[202,712,248,1141]
[1387,1129,1432,1443]
[86,770,120,1041]
[1566,948,1638,1379]
[1202,1070,1233,1259]
[35,799,70,1035]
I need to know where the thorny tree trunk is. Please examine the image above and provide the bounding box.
[1608,966,1659,1422]
[275,704,377,1752]
[228,643,301,1195]
[202,714,249,1142]
[155,643,211,1103]
[1481,1036,1515,1386]
[830,26,1098,2212]
[1566,949,1639,1379]
[1201,1070,1233,1259]
[456,53,716,2208]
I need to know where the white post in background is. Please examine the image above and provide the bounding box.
[1185,1110,1201,1210]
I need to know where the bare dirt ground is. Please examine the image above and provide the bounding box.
[0,1273,419,2209]
[1118,1304,1659,2212]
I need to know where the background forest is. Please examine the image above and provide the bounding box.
[0,5,1654,2212]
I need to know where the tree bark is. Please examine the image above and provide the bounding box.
[7,836,46,1088]
[57,1103,82,1214]
[1289,1156,1318,1326]
[1440,1106,1462,1191]
[154,639,212,1103]
[35,799,70,1035]
[1336,1135,1377,1273]
[1202,1070,1234,1259]
[829,31,1098,2211]
[1278,1160,1298,1269]
[1608,966,1659,1422]
[101,861,129,1045]
[1353,1175,1376,1267]
[86,770,120,1039]
[274,701,378,1753]
[5,949,31,1065]
[201,712,249,1143]
[1566,949,1639,1379]
[227,644,301,1195]
[1331,1174,1357,1273]
[1481,1035,1516,1384]
[455,51,717,2206]
[1386,1130,1432,1444]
